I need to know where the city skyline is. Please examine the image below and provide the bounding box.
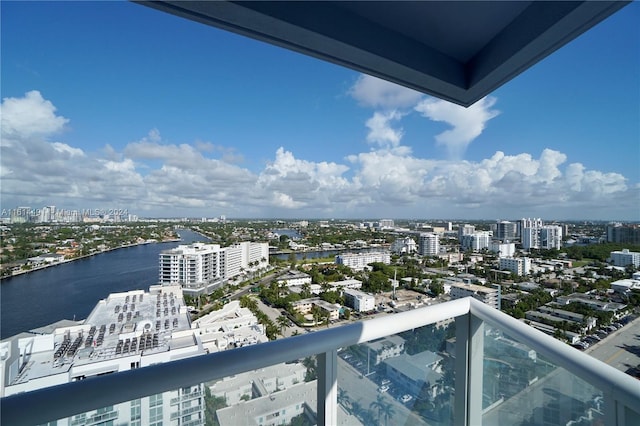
[1,2,639,220]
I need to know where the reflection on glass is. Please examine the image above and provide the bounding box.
[337,323,455,425]
[482,324,604,426]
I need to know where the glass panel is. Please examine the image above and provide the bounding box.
[482,324,604,426]
[45,357,316,426]
[338,322,455,425]
[209,357,317,426]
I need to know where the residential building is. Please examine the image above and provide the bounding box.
[159,242,269,296]
[458,224,476,240]
[276,271,312,287]
[191,301,268,353]
[390,236,417,254]
[518,218,543,237]
[611,278,640,294]
[490,241,515,257]
[364,335,405,365]
[328,279,362,292]
[418,233,440,256]
[0,285,208,424]
[379,219,394,229]
[460,231,491,251]
[499,257,531,276]
[383,350,442,396]
[342,288,376,312]
[606,223,640,245]
[522,225,562,250]
[291,298,341,321]
[335,251,390,271]
[449,282,500,309]
[209,361,307,406]
[494,221,517,241]
[609,249,640,268]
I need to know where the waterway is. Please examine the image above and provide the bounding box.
[0,229,208,339]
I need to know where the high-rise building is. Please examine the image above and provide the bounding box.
[418,233,440,256]
[522,225,563,250]
[390,237,417,254]
[518,218,543,237]
[159,242,269,295]
[461,231,491,252]
[606,224,640,245]
[495,221,517,241]
[458,224,476,240]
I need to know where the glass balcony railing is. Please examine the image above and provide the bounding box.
[1,297,639,425]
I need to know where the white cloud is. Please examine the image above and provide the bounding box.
[1,90,69,140]
[415,96,500,158]
[1,91,636,220]
[365,110,404,147]
[348,74,423,109]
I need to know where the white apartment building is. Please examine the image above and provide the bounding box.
[191,301,268,353]
[458,224,476,240]
[522,225,563,250]
[328,279,363,292]
[490,241,515,257]
[518,218,543,237]
[291,298,341,321]
[379,219,395,229]
[276,271,312,287]
[0,285,208,425]
[343,288,376,312]
[499,257,531,276]
[449,282,500,309]
[159,242,269,295]
[460,231,491,252]
[390,236,417,254]
[335,251,390,271]
[610,249,640,267]
[418,233,440,256]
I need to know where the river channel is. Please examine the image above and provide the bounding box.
[0,229,208,339]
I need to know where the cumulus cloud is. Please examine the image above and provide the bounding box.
[1,90,69,140]
[415,96,500,158]
[348,74,423,109]
[1,91,636,220]
[365,111,404,147]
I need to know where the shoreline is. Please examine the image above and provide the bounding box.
[0,238,181,282]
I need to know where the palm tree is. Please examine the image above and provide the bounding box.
[369,394,386,425]
[276,315,289,336]
[337,388,351,410]
[380,400,396,426]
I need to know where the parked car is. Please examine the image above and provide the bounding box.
[401,394,413,403]
[378,385,389,393]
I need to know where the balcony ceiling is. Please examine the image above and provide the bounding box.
[137,1,628,106]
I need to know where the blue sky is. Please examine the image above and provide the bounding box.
[1,1,638,220]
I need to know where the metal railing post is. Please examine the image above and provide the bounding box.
[317,349,338,425]
[454,313,484,426]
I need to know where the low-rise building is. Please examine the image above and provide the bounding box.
[335,251,390,271]
[449,282,500,309]
[276,271,312,287]
[343,288,376,312]
[191,301,268,353]
[383,350,442,396]
[499,257,531,276]
[609,249,640,268]
[364,335,406,365]
[291,298,341,321]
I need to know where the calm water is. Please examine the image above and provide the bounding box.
[0,229,208,339]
